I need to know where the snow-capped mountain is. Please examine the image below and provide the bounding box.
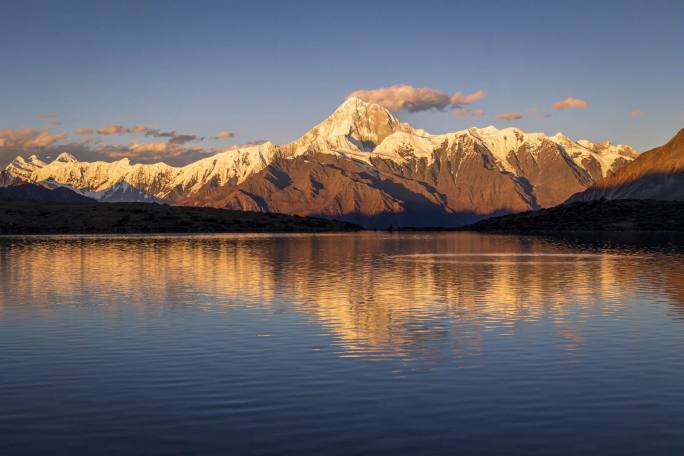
[2,97,639,226]
[550,133,638,180]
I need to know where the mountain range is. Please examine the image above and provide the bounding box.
[1,97,640,227]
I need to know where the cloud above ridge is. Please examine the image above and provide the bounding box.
[97,124,129,135]
[495,112,525,121]
[0,128,67,149]
[552,97,588,110]
[348,84,487,112]
[452,108,484,118]
[214,130,235,139]
[91,123,202,145]
[0,128,70,168]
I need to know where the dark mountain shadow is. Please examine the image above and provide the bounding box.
[265,168,293,190]
[236,190,268,209]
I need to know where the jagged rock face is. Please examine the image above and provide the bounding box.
[505,140,593,207]
[178,152,533,228]
[569,128,684,203]
[178,138,586,228]
[3,97,639,226]
[0,170,18,187]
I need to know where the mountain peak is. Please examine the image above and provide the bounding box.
[339,95,369,108]
[551,132,572,143]
[665,127,684,149]
[290,97,411,152]
[334,96,395,120]
[55,152,77,163]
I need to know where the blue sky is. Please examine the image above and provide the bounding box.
[0,0,682,165]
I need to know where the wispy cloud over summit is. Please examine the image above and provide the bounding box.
[92,124,202,145]
[496,112,525,121]
[214,131,235,139]
[97,124,129,135]
[452,108,484,118]
[349,84,486,113]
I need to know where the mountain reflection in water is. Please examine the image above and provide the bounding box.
[2,232,683,362]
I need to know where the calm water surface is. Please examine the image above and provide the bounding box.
[1,232,684,455]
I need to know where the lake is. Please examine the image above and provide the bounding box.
[1,232,684,455]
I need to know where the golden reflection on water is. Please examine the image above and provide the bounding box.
[0,233,682,361]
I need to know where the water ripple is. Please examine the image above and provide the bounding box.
[1,232,684,455]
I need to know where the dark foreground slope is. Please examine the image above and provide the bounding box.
[0,200,360,234]
[465,199,684,232]
[0,183,95,204]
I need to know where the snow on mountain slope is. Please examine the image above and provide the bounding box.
[5,154,48,181]
[551,133,638,180]
[438,127,636,179]
[28,154,161,194]
[462,126,545,174]
[164,142,277,198]
[284,96,415,155]
[99,182,163,203]
[5,143,278,201]
[371,131,436,162]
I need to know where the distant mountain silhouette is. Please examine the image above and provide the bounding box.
[0,183,96,204]
[569,128,684,202]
